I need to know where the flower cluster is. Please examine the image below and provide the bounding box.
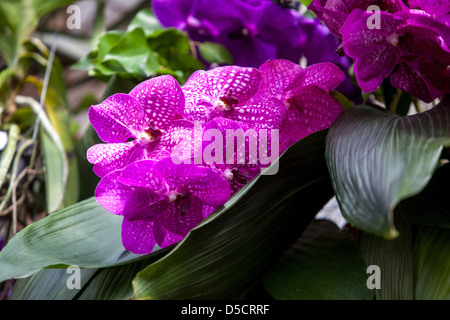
[88,59,345,254]
[152,0,361,102]
[309,0,450,102]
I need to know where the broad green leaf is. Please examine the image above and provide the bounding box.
[9,253,166,300]
[198,42,233,65]
[359,211,414,300]
[9,268,97,300]
[413,227,450,300]
[400,163,450,229]
[132,130,334,300]
[41,130,66,212]
[102,28,152,76]
[326,99,450,239]
[261,220,372,300]
[0,197,154,283]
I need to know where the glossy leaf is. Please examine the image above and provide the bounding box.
[0,197,153,283]
[326,99,450,239]
[413,227,450,300]
[261,220,372,300]
[358,211,414,300]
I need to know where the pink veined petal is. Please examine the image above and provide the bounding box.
[302,62,345,92]
[94,169,132,216]
[206,66,261,103]
[122,188,169,222]
[121,218,157,254]
[118,159,168,195]
[352,43,399,93]
[153,157,207,191]
[152,219,184,248]
[187,166,231,206]
[129,75,185,130]
[183,69,211,112]
[280,86,343,142]
[390,63,435,103]
[256,59,305,100]
[87,141,140,178]
[227,97,288,130]
[88,93,146,143]
[157,195,206,237]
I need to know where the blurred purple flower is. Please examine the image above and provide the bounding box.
[87,75,195,177]
[308,0,407,38]
[95,157,231,254]
[340,9,450,102]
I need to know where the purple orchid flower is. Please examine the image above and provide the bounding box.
[308,0,407,38]
[182,65,289,129]
[87,75,195,177]
[95,157,231,254]
[255,59,345,144]
[340,9,450,102]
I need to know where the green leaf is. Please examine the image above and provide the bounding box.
[9,253,165,300]
[198,41,233,65]
[261,220,372,300]
[400,163,450,229]
[127,8,163,36]
[102,28,153,76]
[0,197,155,283]
[132,130,334,299]
[413,227,450,300]
[359,211,414,300]
[326,99,450,239]
[9,268,97,300]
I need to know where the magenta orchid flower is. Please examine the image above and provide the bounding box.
[308,0,407,38]
[87,75,195,177]
[340,9,450,102]
[95,157,231,254]
[255,59,345,144]
[182,65,288,130]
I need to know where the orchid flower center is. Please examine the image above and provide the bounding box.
[216,89,239,112]
[387,33,400,47]
[137,122,162,145]
[168,191,191,216]
[224,168,249,184]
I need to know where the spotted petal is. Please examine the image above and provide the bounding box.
[121,219,157,254]
[129,75,185,130]
[227,97,288,130]
[87,141,140,178]
[280,86,343,143]
[157,195,206,237]
[88,93,146,143]
[118,159,167,195]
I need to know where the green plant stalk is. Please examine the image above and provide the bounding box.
[0,124,20,188]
